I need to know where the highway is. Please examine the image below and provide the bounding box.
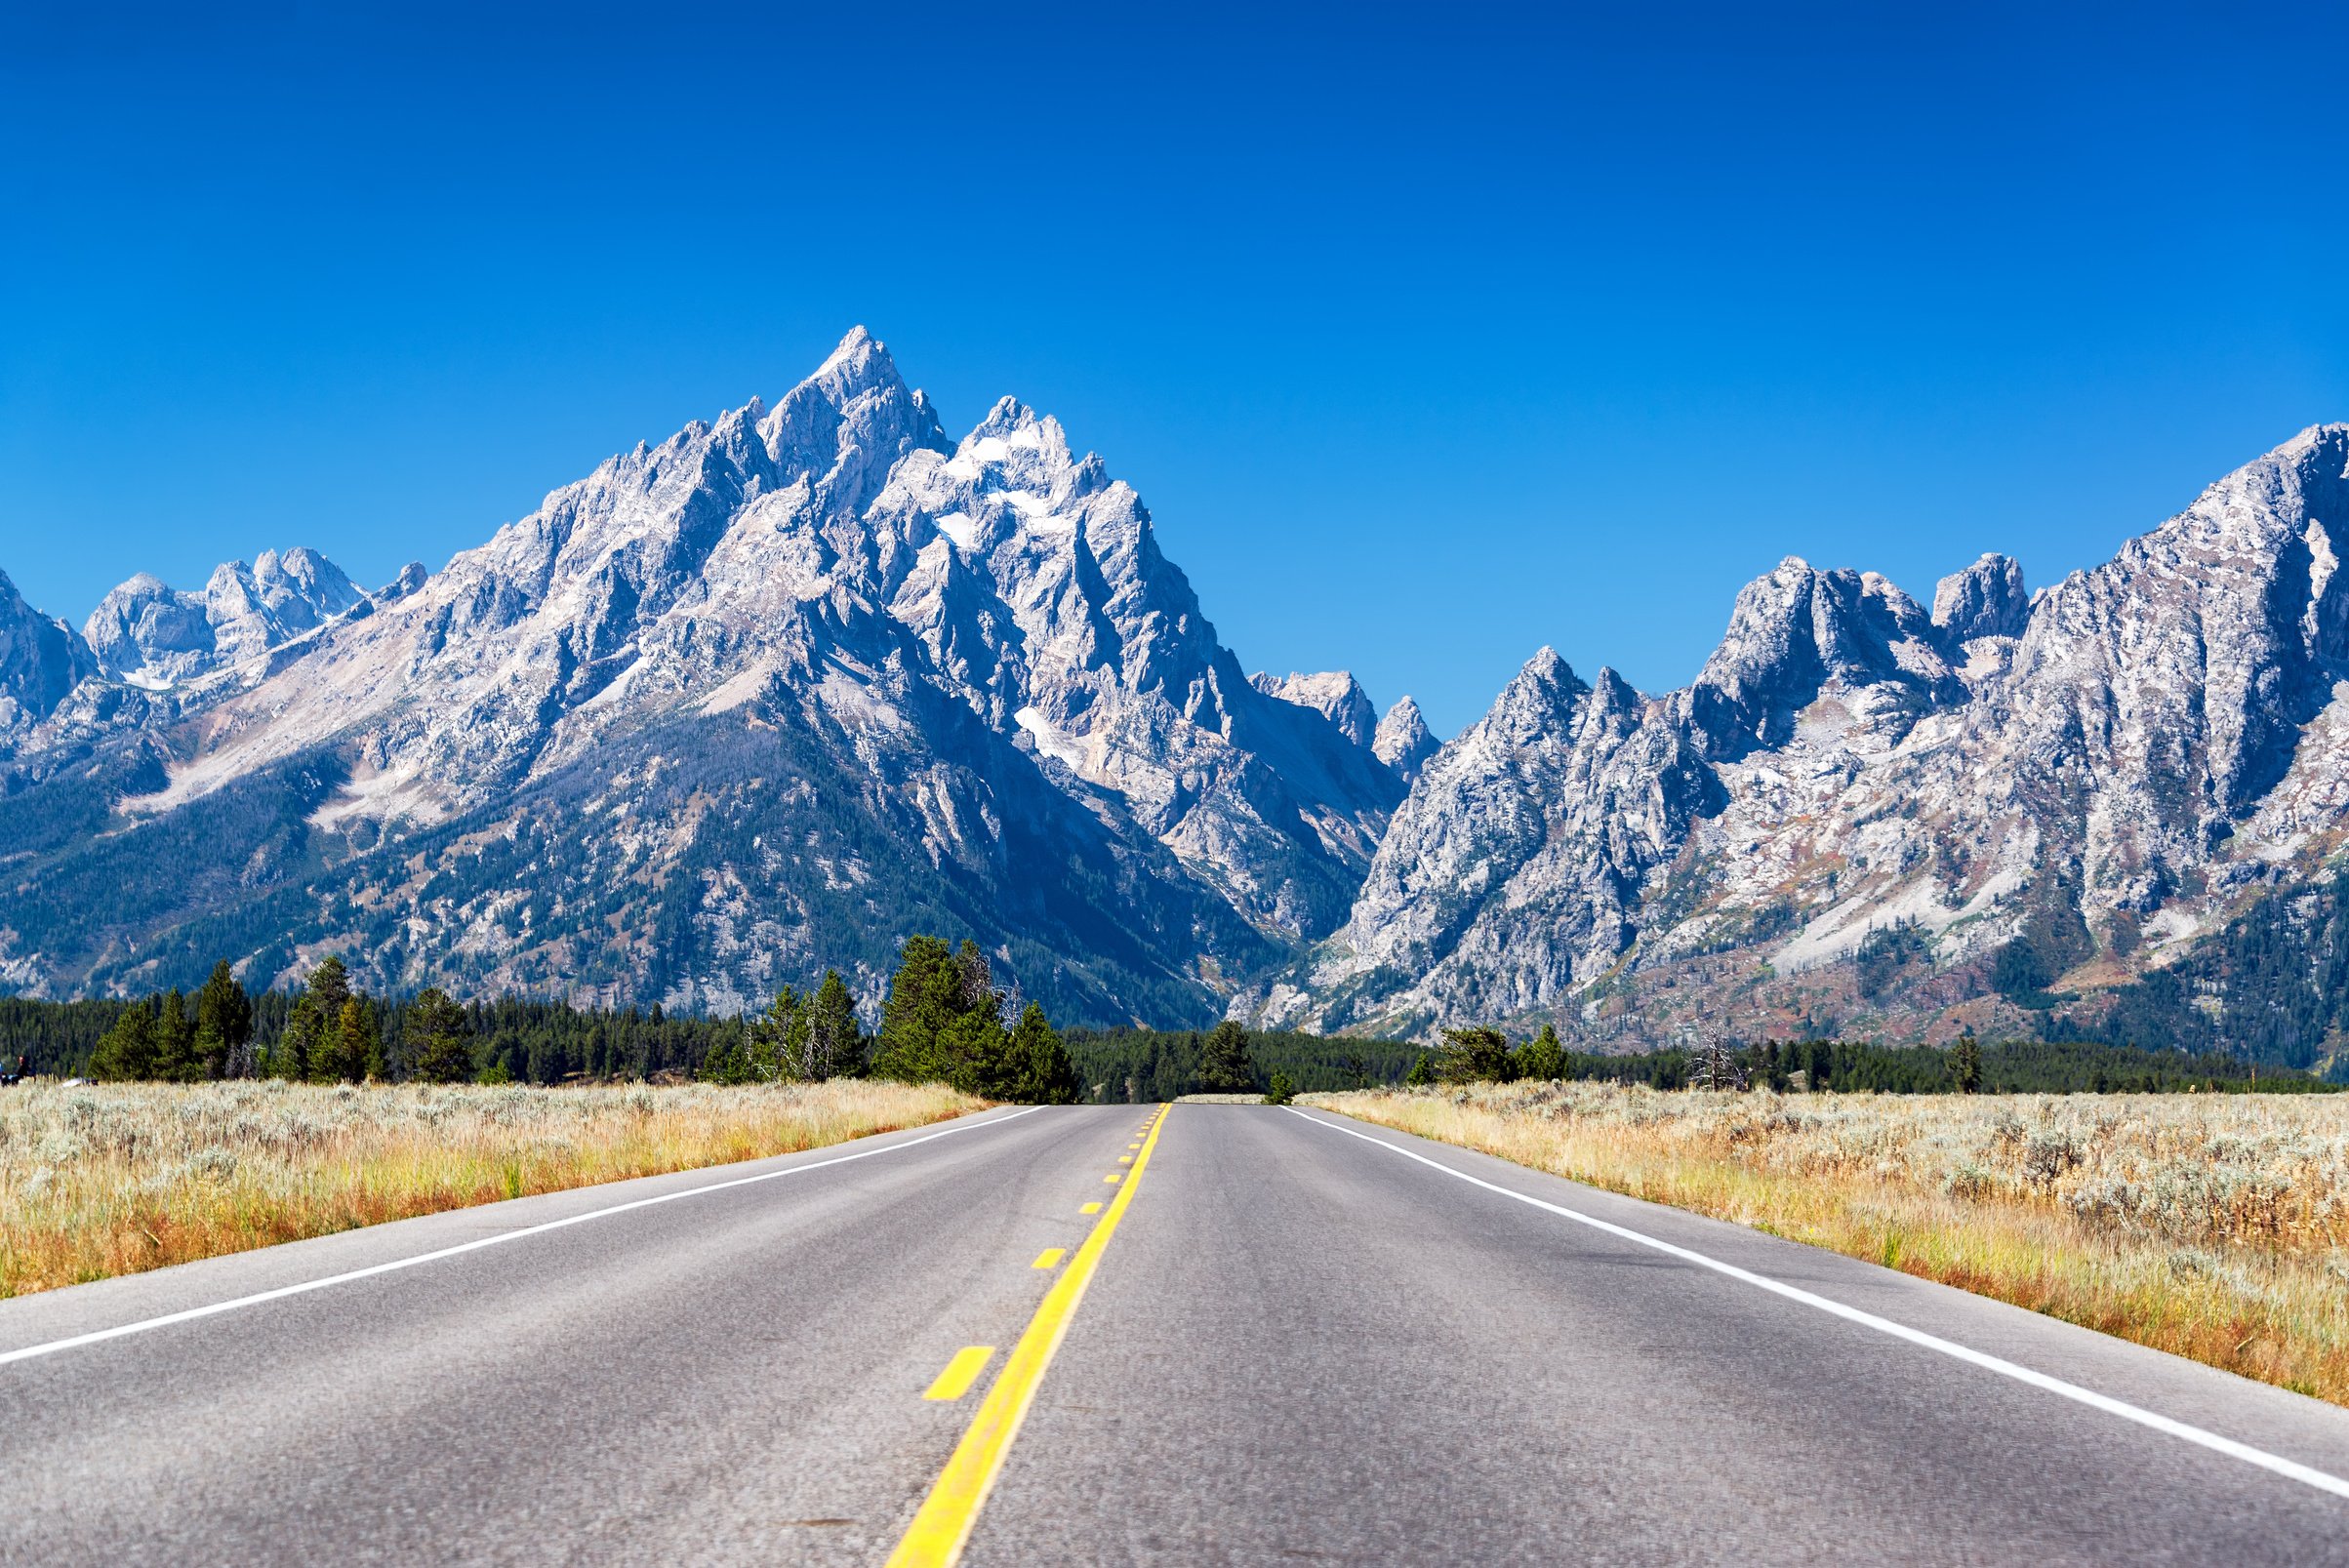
[3,1102,2347,1565]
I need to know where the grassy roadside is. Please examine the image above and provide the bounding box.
[0,1078,986,1299]
[1311,1082,2349,1406]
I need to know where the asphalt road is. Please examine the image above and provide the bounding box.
[4,1102,2348,1565]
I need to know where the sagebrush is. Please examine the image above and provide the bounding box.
[0,1077,983,1298]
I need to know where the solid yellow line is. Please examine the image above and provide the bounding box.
[922,1346,995,1402]
[1079,1202,1102,1216]
[1032,1248,1065,1269]
[886,1106,1171,1568]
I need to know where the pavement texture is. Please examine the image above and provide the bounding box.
[4,1102,2347,1565]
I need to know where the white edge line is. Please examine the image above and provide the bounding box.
[1282,1106,2349,1504]
[0,1105,1046,1368]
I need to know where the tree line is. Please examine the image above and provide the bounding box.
[14,936,1081,1103]
[1062,1023,1423,1102]
[1407,1025,2343,1095]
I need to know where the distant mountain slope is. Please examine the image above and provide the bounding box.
[1249,424,2349,1054]
[0,331,1409,1020]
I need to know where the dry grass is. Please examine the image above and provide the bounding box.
[1314,1082,2349,1405]
[0,1077,985,1299]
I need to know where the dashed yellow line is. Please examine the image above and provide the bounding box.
[1079,1202,1101,1216]
[921,1347,995,1402]
[1104,1173,1121,1184]
[886,1106,1172,1568]
[1031,1248,1065,1269]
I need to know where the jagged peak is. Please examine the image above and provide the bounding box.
[804,325,906,405]
[966,396,1070,452]
[1372,694,1438,780]
[378,561,429,601]
[1499,646,1582,706]
[1254,669,1376,747]
[1589,665,1640,711]
[1932,552,2029,642]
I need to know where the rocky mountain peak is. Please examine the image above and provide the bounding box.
[378,562,430,601]
[1485,647,1588,743]
[0,568,96,739]
[1931,552,2030,644]
[1684,556,1957,756]
[1254,670,1377,748]
[87,546,368,685]
[1372,695,1438,781]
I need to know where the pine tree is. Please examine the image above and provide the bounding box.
[1404,1052,1436,1088]
[1434,1025,1511,1084]
[90,998,159,1081]
[340,997,383,1082]
[945,1007,1018,1099]
[806,970,865,1080]
[1518,1023,1564,1082]
[406,988,474,1084]
[1262,1069,1295,1106]
[871,936,963,1083]
[151,988,202,1081]
[1009,1002,1079,1104]
[275,994,322,1081]
[1196,1021,1256,1093]
[1951,1032,1984,1095]
[195,960,253,1079]
[698,1025,755,1084]
[746,985,803,1081]
[304,957,352,1082]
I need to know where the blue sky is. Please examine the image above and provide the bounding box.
[4,3,2344,736]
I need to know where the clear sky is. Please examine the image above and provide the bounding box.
[4,4,2344,736]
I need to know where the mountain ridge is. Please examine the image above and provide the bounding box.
[2,338,2343,1060]
[1244,422,2349,1053]
[0,331,1408,1022]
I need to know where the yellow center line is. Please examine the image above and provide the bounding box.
[921,1346,995,1402]
[1031,1248,1065,1269]
[886,1105,1172,1568]
[1117,1155,1133,1165]
[1104,1173,1121,1184]
[1078,1202,1101,1215]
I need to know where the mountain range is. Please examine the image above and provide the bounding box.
[4,331,2345,1062]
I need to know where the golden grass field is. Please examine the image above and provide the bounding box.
[1314,1082,2349,1405]
[0,1077,985,1299]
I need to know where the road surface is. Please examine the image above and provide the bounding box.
[3,1102,2347,1564]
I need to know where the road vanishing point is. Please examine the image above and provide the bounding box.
[5,1103,2348,1565]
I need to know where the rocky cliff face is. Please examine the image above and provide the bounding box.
[0,571,95,740]
[1249,424,2349,1050]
